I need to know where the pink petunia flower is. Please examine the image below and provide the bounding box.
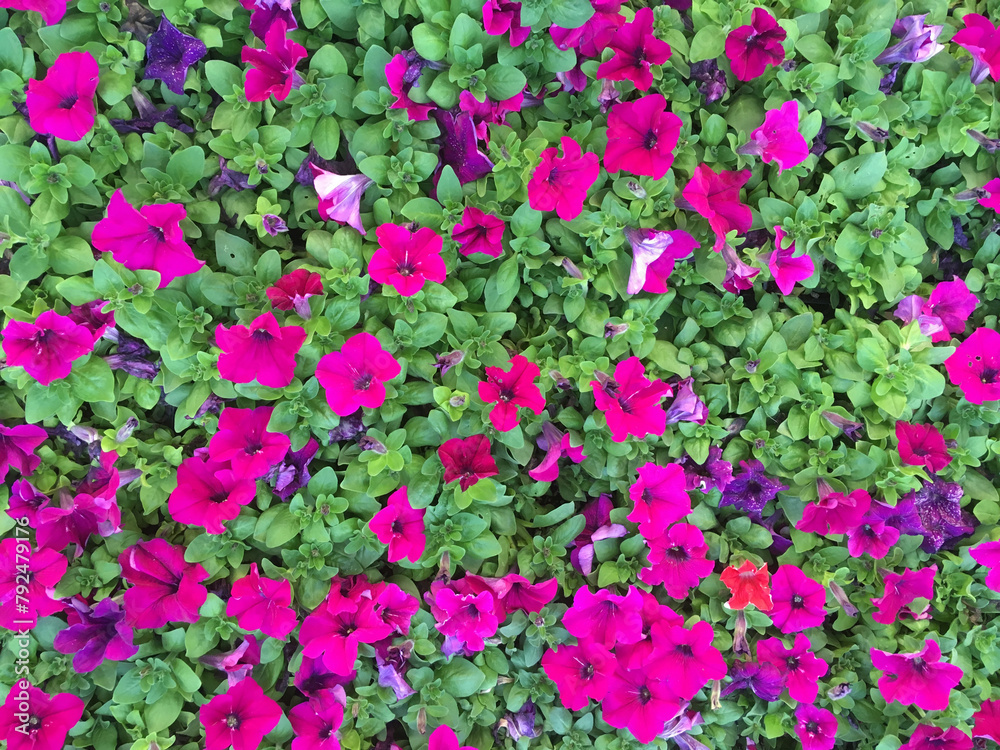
[242,20,306,102]
[216,312,306,389]
[970,540,1000,591]
[432,586,499,651]
[562,586,643,649]
[0,684,84,750]
[428,725,477,750]
[0,0,65,24]
[478,354,545,432]
[650,620,728,700]
[738,101,810,171]
[369,223,447,297]
[439,434,498,490]
[767,565,826,633]
[721,242,761,292]
[640,523,714,598]
[120,538,209,629]
[317,332,401,417]
[68,300,115,339]
[894,279,979,343]
[681,164,752,251]
[527,137,600,221]
[209,406,290,479]
[570,494,627,576]
[591,356,672,442]
[624,227,699,295]
[901,725,971,750]
[453,206,505,257]
[542,642,616,710]
[0,423,47,481]
[490,574,557,614]
[871,565,937,624]
[0,539,66,630]
[8,479,51,526]
[300,586,394,675]
[528,421,587,482]
[1,309,96,386]
[725,8,787,81]
[266,268,324,319]
[26,51,99,141]
[797,487,871,536]
[951,14,1000,84]
[458,90,523,141]
[596,7,671,91]
[757,634,829,703]
[369,486,426,563]
[226,562,298,640]
[769,226,815,295]
[201,677,283,750]
[605,94,682,180]
[482,0,530,46]
[289,699,344,750]
[794,704,838,750]
[974,699,1000,743]
[385,51,434,121]
[945,327,1000,404]
[847,516,901,559]
[36,491,120,555]
[870,639,963,711]
[628,462,691,538]
[602,665,683,744]
[616,589,685,669]
[310,166,373,235]
[720,559,773,610]
[91,190,204,288]
[551,0,624,58]
[896,422,951,473]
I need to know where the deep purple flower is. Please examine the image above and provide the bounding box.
[262,214,288,236]
[868,497,926,537]
[434,350,465,375]
[144,15,207,94]
[328,413,365,443]
[268,438,319,500]
[689,59,727,103]
[953,217,970,250]
[809,120,828,158]
[821,410,863,441]
[208,156,253,197]
[53,598,138,673]
[913,479,975,552]
[879,64,901,93]
[109,87,193,134]
[498,700,539,741]
[678,446,733,493]
[240,0,297,40]
[432,110,494,184]
[874,15,944,65]
[104,347,160,380]
[720,660,785,702]
[664,378,708,425]
[719,459,787,518]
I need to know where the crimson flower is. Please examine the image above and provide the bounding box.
[605,94,682,180]
[242,21,306,101]
[439,434,498,491]
[26,51,99,141]
[596,7,671,91]
[528,421,586,482]
[208,406,290,479]
[216,312,307,389]
[870,639,963,711]
[974,699,1000,743]
[0,684,84,750]
[896,421,952,473]
[200,677,283,750]
[591,356,671,442]
[725,8,787,81]
[120,538,209,629]
[433,587,499,651]
[0,0,65,23]
[720,560,773,610]
[369,223,446,297]
[478,354,545,432]
[317,332,401,416]
[527,136,600,221]
[428,725,478,750]
[1,310,96,386]
[266,269,324,318]
[369,486,426,563]
[482,0,530,46]
[385,51,434,121]
[952,14,1000,84]
[901,725,971,750]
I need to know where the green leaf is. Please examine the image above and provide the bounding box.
[829,152,888,200]
[484,256,519,311]
[437,166,463,204]
[166,146,206,190]
[689,25,727,62]
[413,23,448,61]
[855,338,888,372]
[484,64,527,101]
[449,14,481,51]
[437,658,486,697]
[215,230,258,276]
[67,358,116,403]
[144,692,183,733]
[204,60,244,95]
[313,117,342,160]
[547,0,594,28]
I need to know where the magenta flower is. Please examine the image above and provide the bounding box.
[870,639,963,711]
[542,642,616,710]
[0,539,66,630]
[597,7,671,91]
[428,725,477,750]
[439,434,498,490]
[1,310,96,386]
[970,541,1000,591]
[628,462,691,538]
[226,562,298,640]
[371,579,420,634]
[847,515,901,559]
[0,685,84,750]
[527,137,600,221]
[681,164,752,250]
[874,15,945,65]
[795,704,838,750]
[317,332,401,416]
[8,480,50,526]
[290,700,345,750]
[767,565,826,633]
[650,620,727,700]
[562,586,643,649]
[528,421,586,482]
[120,538,209,629]
[369,486,426,563]
[871,565,937,624]
[453,206,504,257]
[591,356,671,442]
[209,406,290,479]
[641,523,714,598]
[202,636,262,687]
[91,190,204,288]
[216,312,306,389]
[974,700,1000,744]
[53,597,138,673]
[602,665,682,744]
[0,0,65,23]
[570,494,627,576]
[551,0,624,57]
[458,90,523,140]
[294,652,353,697]
[310,165,373,235]
[482,0,530,46]
[624,227,698,295]
[385,51,434,121]
[240,0,297,40]
[757,634,828,702]
[721,241,761,292]
[267,268,324,318]
[895,278,979,342]
[952,14,1000,84]
[433,587,499,651]
[490,574,557,614]
[36,491,120,555]
[798,487,871,535]
[738,101,809,171]
[901,725,971,750]
[605,94,682,180]
[301,586,394,675]
[242,21,306,101]
[896,422,951,473]
[201,677,283,750]
[26,51,99,141]
[369,223,446,297]
[0,423,47,481]
[478,354,545,432]
[725,8,787,81]
[768,226,814,294]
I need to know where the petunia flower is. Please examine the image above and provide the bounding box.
[871,565,937,624]
[294,653,354,698]
[597,7,671,91]
[0,423,47,481]
[720,559,773,610]
[0,0,65,24]
[870,639,963,711]
[0,685,84,750]
[226,562,298,640]
[433,110,495,185]
[798,487,871,536]
[901,725,971,750]
[120,538,209,629]
[896,422,951,473]
[242,20,306,102]
[720,659,784,701]
[874,15,944,66]
[945,328,1000,404]
[868,496,926,538]
[605,94,682,180]
[738,101,810,171]
[641,523,714,598]
[551,0,624,58]
[215,312,307,389]
[615,589,685,669]
[570,494,627,575]
[369,223,447,297]
[428,725,477,750]
[664,377,709,425]
[144,15,207,94]
[91,190,204,288]
[482,0,530,46]
[36,491,121,555]
[498,701,539,742]
[8,479,50,526]
[602,665,683,744]
[847,514,900,559]
[478,354,545,432]
[895,279,979,342]
[300,587,394,675]
[767,225,815,294]
[453,206,504,257]
[432,587,499,651]
[563,586,643,649]
[795,704,838,750]
[0,539,67,630]
[767,565,826,633]
[306,165,371,235]
[974,699,1000,743]
[369,486,426,563]
[267,269,324,318]
[290,700,344,750]
[719,459,786,519]
[68,300,116,339]
[490,574,558,614]
[385,50,435,121]
[527,421,586,482]
[53,597,138,673]
[681,164,753,251]
[26,51,99,141]
[591,356,672,442]
[725,8,787,81]
[209,406,290,479]
[624,227,699,295]
[240,0,297,40]
[757,634,828,703]
[951,14,1000,84]
[650,620,728,700]
[1,310,96,386]
[913,478,973,552]
[679,446,733,492]
[628,462,691,538]
[970,541,1000,591]
[458,90,523,141]
[439,434,498,491]
[201,677,283,750]
[316,332,401,416]
[721,242,761,292]
[527,137,600,221]
[690,59,728,103]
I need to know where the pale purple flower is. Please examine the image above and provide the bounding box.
[310,165,373,235]
[262,214,288,236]
[720,660,784,701]
[664,377,708,425]
[200,636,261,686]
[874,15,944,65]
